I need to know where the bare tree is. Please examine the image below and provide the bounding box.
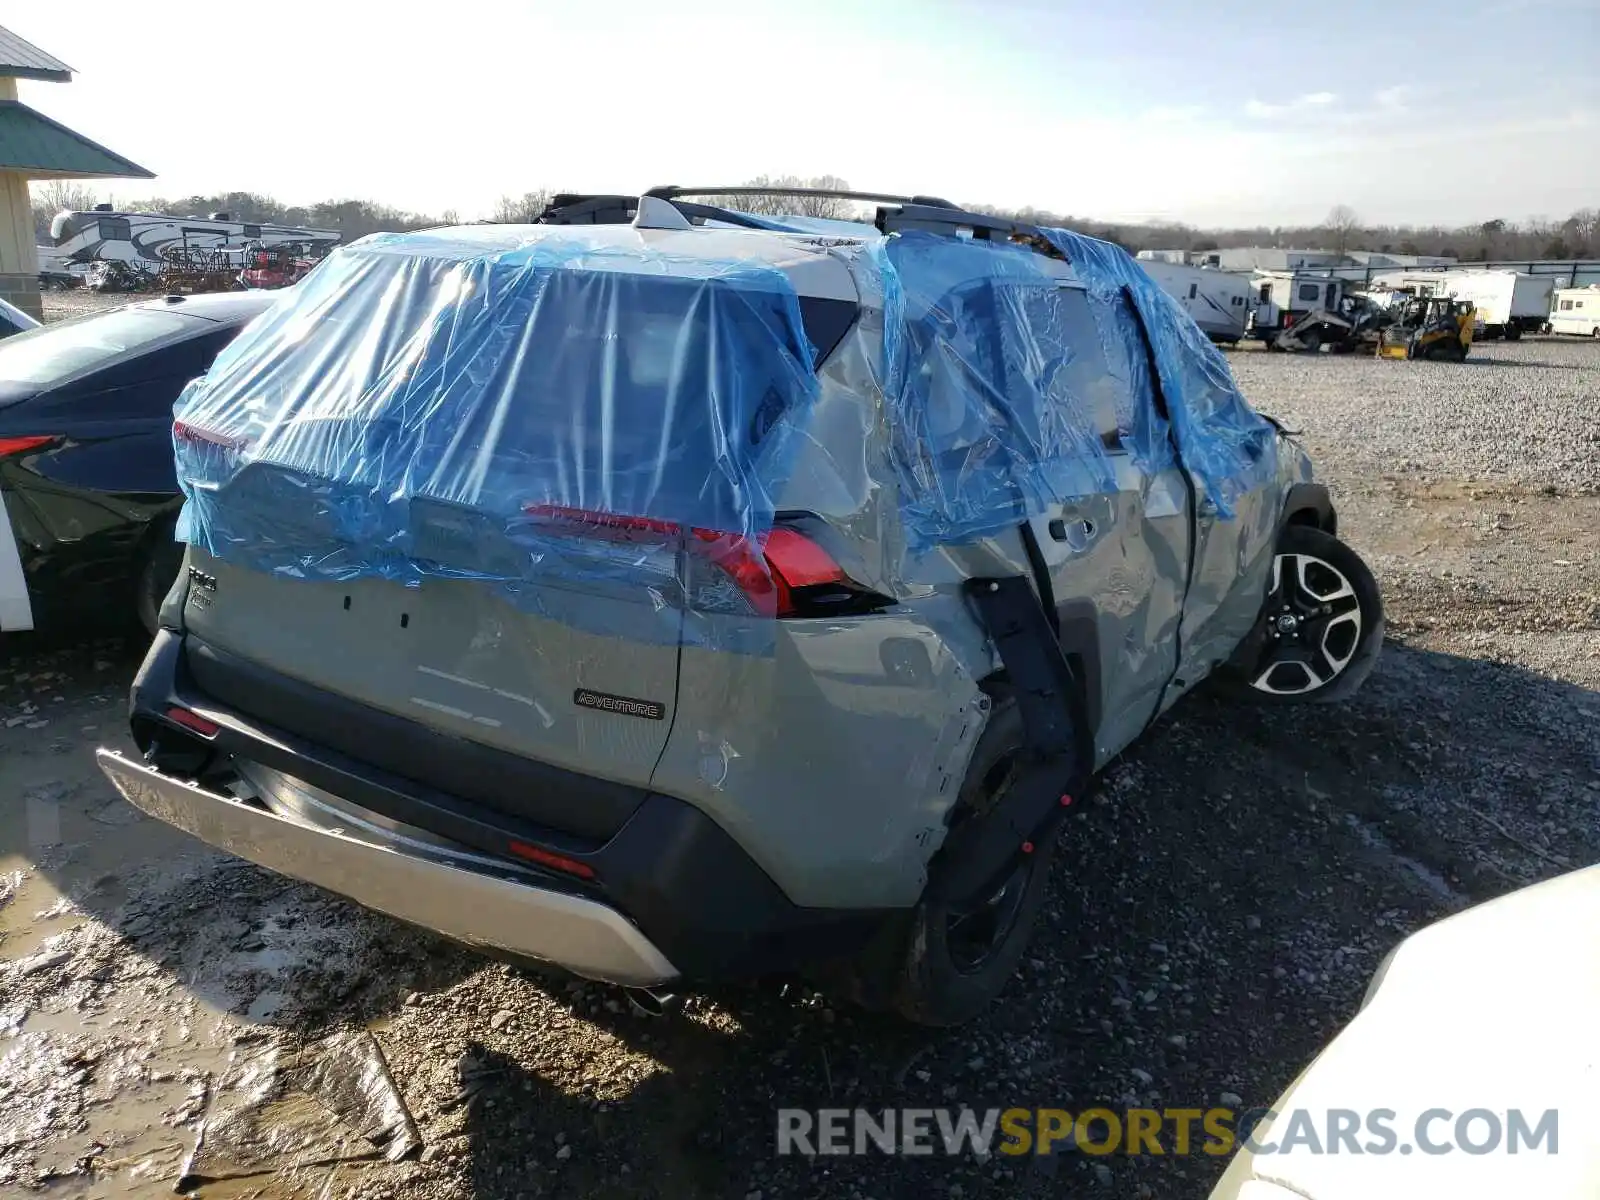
[1325,204,1361,257]
[703,176,861,220]
[490,191,554,223]
[29,180,101,240]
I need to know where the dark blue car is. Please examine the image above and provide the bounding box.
[0,291,280,635]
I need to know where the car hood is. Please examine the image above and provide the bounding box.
[1211,864,1600,1200]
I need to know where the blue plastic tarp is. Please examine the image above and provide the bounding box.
[1038,227,1278,517]
[865,226,1276,549]
[868,232,1124,550]
[172,226,821,604]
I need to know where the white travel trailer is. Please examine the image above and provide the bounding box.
[49,207,339,270]
[1368,269,1552,340]
[1138,260,1253,344]
[1547,286,1600,337]
[1246,271,1346,342]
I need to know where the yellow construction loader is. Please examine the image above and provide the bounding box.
[1377,296,1475,361]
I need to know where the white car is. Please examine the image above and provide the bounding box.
[1210,864,1600,1199]
[0,295,40,338]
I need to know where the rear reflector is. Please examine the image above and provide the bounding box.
[507,840,597,879]
[0,435,56,458]
[165,706,220,737]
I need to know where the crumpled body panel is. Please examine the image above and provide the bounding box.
[856,227,1277,549]
[172,226,820,601]
[869,233,1118,551]
[1038,227,1279,518]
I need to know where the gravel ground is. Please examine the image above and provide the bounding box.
[1,337,1597,1199]
[40,289,132,323]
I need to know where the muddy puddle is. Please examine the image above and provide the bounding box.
[1,718,436,1197]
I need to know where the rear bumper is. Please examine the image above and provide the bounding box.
[96,748,680,986]
[118,629,893,982]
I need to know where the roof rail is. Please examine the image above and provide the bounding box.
[539,189,1070,262]
[645,185,959,209]
[874,204,1044,242]
[539,193,774,230]
[650,186,1059,251]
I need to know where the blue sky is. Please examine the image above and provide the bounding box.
[15,0,1598,227]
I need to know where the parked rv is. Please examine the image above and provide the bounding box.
[1369,269,1551,340]
[1547,285,1600,337]
[37,246,84,290]
[1247,272,1346,344]
[1138,260,1252,345]
[49,207,339,273]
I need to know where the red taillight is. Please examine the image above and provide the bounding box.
[173,420,248,449]
[165,706,220,737]
[507,840,596,879]
[523,503,681,541]
[521,505,862,618]
[0,435,56,458]
[521,505,864,620]
[692,529,782,614]
[763,527,850,590]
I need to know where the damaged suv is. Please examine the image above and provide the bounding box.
[97,189,1383,1025]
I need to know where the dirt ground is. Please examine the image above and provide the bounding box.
[2,336,1597,1199]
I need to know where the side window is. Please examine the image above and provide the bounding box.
[1187,283,1198,299]
[1258,284,1271,303]
[1560,300,1572,310]
[1297,283,1321,303]
[243,224,262,239]
[1325,284,1337,306]
[98,216,132,242]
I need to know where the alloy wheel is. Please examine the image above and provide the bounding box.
[1249,552,1363,696]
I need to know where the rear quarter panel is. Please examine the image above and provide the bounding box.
[651,596,992,909]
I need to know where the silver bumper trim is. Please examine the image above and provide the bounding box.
[95,749,679,987]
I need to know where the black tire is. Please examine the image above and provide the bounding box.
[885,701,1060,1026]
[1504,325,1522,342]
[1227,524,1384,705]
[135,523,186,637]
[1299,330,1323,354]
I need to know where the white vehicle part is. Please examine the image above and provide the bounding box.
[0,508,33,631]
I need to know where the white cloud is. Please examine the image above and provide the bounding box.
[1375,85,1410,111]
[1245,92,1337,118]
[1143,104,1207,123]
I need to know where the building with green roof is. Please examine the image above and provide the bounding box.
[0,25,152,318]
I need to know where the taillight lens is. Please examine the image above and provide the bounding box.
[522,504,681,542]
[173,420,248,449]
[0,435,56,458]
[522,505,868,618]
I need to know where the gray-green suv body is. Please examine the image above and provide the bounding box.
[97,190,1382,1024]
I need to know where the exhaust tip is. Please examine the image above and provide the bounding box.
[623,987,681,1018]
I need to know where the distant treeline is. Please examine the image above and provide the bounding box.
[31,178,1600,261]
